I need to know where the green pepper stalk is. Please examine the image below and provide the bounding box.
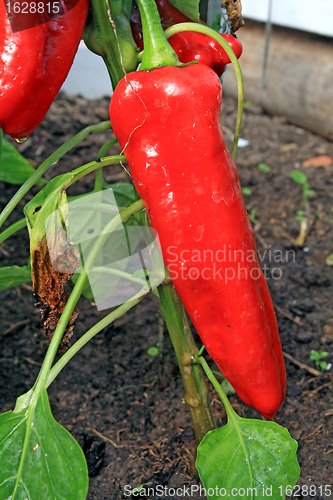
[136,0,181,70]
[159,281,215,444]
[84,0,139,88]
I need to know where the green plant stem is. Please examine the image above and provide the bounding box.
[0,218,27,244]
[46,288,153,389]
[84,0,138,88]
[164,23,244,159]
[94,167,104,192]
[0,121,111,230]
[16,197,145,413]
[136,0,180,70]
[68,154,126,185]
[95,137,119,191]
[67,202,125,214]
[81,265,149,285]
[158,281,215,444]
[196,354,239,422]
[98,137,118,159]
[12,264,91,496]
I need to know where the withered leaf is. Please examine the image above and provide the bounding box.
[222,0,245,33]
[25,173,79,351]
[32,233,81,352]
[302,155,333,168]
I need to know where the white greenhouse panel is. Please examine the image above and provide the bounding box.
[241,0,333,37]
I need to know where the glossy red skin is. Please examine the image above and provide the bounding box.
[110,64,287,419]
[0,0,89,139]
[155,0,189,27]
[130,1,242,77]
[168,32,242,77]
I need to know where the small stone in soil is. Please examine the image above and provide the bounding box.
[287,384,302,397]
[297,331,314,343]
[297,299,316,312]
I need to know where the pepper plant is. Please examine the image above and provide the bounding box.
[0,0,300,498]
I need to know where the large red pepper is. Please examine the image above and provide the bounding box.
[110,63,286,419]
[0,0,89,139]
[130,0,242,77]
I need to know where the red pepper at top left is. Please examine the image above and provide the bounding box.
[0,0,89,140]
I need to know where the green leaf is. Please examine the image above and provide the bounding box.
[305,188,315,197]
[212,13,221,31]
[291,170,307,185]
[13,389,34,413]
[0,265,31,290]
[0,139,46,185]
[24,173,74,250]
[221,379,236,396]
[132,268,149,280]
[248,208,257,223]
[243,101,252,109]
[0,389,88,499]
[310,350,319,360]
[69,182,137,209]
[67,186,143,304]
[326,253,333,266]
[102,181,137,207]
[147,346,159,357]
[257,162,271,173]
[295,209,305,221]
[71,272,94,301]
[168,0,200,21]
[196,418,300,499]
[242,187,253,196]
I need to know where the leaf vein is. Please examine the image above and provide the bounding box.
[31,427,57,499]
[20,478,32,500]
[0,416,27,448]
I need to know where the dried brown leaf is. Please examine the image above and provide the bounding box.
[32,235,80,352]
[222,0,244,33]
[302,155,333,168]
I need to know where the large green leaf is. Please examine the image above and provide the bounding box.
[0,389,88,500]
[0,139,45,185]
[68,182,137,208]
[196,418,300,499]
[102,181,137,207]
[0,265,31,290]
[169,0,200,22]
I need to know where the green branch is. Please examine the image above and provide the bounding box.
[0,218,27,244]
[136,0,180,70]
[0,121,111,230]
[159,281,215,444]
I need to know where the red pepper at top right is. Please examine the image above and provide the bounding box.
[130,0,243,77]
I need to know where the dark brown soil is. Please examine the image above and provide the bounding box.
[0,91,332,500]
